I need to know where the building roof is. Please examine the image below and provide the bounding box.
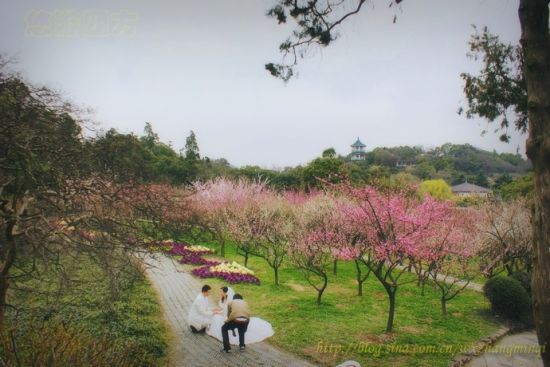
[451,182,492,193]
[351,138,366,148]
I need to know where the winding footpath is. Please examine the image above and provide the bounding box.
[146,254,542,367]
[145,254,316,367]
[466,331,543,367]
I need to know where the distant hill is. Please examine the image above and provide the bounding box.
[347,143,531,186]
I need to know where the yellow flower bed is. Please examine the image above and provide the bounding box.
[187,245,215,253]
[210,261,255,275]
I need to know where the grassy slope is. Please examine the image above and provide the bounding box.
[184,239,500,367]
[7,254,169,366]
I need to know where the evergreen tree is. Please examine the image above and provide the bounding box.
[184,130,200,161]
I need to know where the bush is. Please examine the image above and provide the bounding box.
[484,276,532,324]
[0,323,152,367]
[511,271,532,295]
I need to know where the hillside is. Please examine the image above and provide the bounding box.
[348,143,531,186]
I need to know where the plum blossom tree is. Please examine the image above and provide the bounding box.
[477,199,533,277]
[0,67,154,335]
[332,195,371,297]
[338,185,470,331]
[192,178,266,257]
[225,190,294,286]
[224,190,266,267]
[121,183,195,242]
[264,2,550,361]
[414,204,483,316]
[290,193,353,305]
[338,185,422,332]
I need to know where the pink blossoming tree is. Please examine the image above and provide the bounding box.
[290,193,353,305]
[337,184,473,332]
[225,190,294,286]
[414,203,483,316]
[192,178,266,257]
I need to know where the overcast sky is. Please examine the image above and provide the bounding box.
[1,0,524,168]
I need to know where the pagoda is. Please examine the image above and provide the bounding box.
[350,138,366,161]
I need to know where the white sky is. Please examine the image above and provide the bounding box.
[0,0,525,168]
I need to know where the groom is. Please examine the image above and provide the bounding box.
[221,294,250,353]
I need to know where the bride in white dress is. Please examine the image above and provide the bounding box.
[207,286,274,345]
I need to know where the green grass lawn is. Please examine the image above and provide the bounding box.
[182,238,501,367]
[6,253,169,367]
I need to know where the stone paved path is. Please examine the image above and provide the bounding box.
[145,255,317,367]
[466,331,543,367]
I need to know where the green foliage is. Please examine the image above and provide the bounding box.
[460,26,527,142]
[238,165,277,182]
[473,172,489,187]
[511,271,532,296]
[493,172,513,189]
[184,130,200,160]
[76,121,533,192]
[413,161,436,180]
[455,196,485,207]
[92,129,153,181]
[0,322,157,367]
[418,179,453,200]
[4,254,168,366]
[483,276,532,324]
[499,173,533,200]
[322,147,337,158]
[90,123,204,184]
[0,77,86,195]
[390,172,421,188]
[367,147,399,167]
[142,121,160,148]
[302,155,345,188]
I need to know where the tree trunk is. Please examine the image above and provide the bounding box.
[0,277,8,336]
[273,266,279,286]
[421,279,426,296]
[0,222,17,336]
[441,297,447,317]
[316,274,328,306]
[355,260,363,296]
[385,288,396,333]
[519,1,550,365]
[333,259,338,276]
[220,236,225,257]
[243,251,249,267]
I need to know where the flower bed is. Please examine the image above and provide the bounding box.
[210,261,255,275]
[179,252,221,266]
[165,242,192,255]
[191,262,260,284]
[149,240,259,284]
[186,245,216,254]
[147,241,173,253]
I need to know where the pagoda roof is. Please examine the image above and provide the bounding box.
[351,138,366,148]
[451,182,491,193]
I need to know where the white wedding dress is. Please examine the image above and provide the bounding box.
[206,288,274,345]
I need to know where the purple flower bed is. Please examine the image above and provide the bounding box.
[179,252,221,266]
[149,241,258,284]
[166,242,190,255]
[191,265,260,285]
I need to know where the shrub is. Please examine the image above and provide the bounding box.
[484,275,532,324]
[511,271,532,295]
[0,322,158,367]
